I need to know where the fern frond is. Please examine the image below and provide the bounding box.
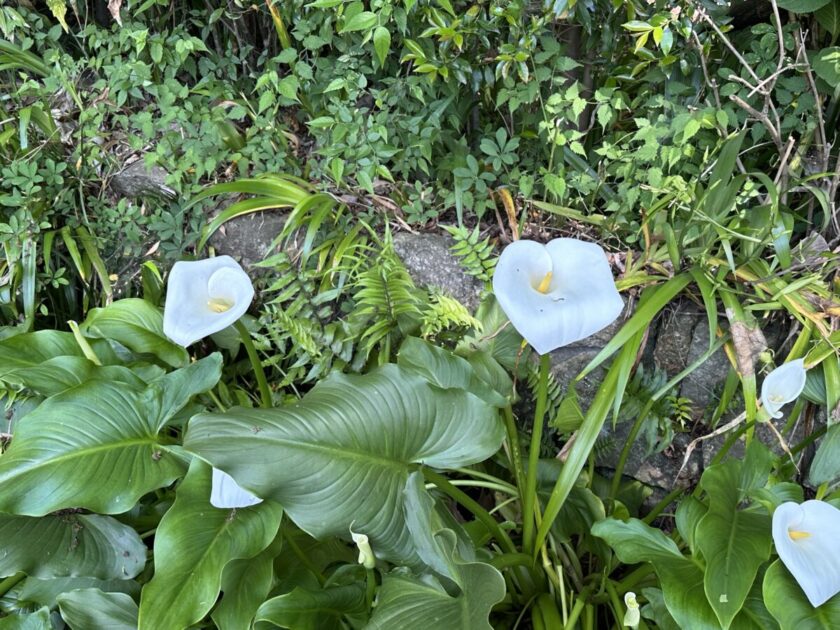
[443,225,497,282]
[420,291,482,339]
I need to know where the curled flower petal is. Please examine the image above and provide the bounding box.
[492,238,623,355]
[350,525,376,569]
[623,592,640,628]
[772,500,840,607]
[210,467,263,509]
[163,256,254,347]
[761,359,807,419]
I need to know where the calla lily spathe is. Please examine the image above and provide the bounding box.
[761,359,807,418]
[492,239,623,355]
[163,256,254,347]
[210,467,263,509]
[772,500,840,608]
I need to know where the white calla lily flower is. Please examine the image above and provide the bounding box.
[761,359,807,418]
[772,500,840,608]
[623,592,640,629]
[350,524,376,569]
[210,467,263,509]
[163,256,254,347]
[492,239,623,355]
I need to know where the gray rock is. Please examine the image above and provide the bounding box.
[653,306,703,376]
[679,322,731,413]
[392,232,485,311]
[110,160,175,199]
[597,420,702,491]
[207,208,289,271]
[549,299,633,410]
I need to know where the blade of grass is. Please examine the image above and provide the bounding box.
[76,227,112,304]
[578,273,691,381]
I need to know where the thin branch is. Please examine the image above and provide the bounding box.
[730,94,783,151]
[795,28,829,172]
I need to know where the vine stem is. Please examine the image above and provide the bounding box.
[234,319,272,408]
[523,353,550,554]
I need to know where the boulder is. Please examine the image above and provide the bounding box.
[392,232,485,311]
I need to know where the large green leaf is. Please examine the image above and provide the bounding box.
[696,457,773,628]
[81,298,188,367]
[365,545,505,630]
[813,47,840,88]
[0,380,186,515]
[17,577,139,609]
[675,495,707,555]
[398,337,507,407]
[0,357,146,397]
[404,472,477,584]
[138,460,283,630]
[151,353,223,425]
[817,0,840,35]
[0,331,122,395]
[592,518,721,629]
[0,514,145,579]
[254,584,367,629]
[776,0,830,11]
[763,560,840,629]
[641,587,681,630]
[184,365,503,564]
[0,608,50,630]
[810,424,840,485]
[211,541,279,630]
[57,589,138,629]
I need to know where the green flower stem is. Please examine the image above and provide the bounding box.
[0,572,25,598]
[234,319,272,408]
[564,596,587,630]
[488,552,537,571]
[422,468,517,555]
[365,568,377,610]
[616,564,656,592]
[642,486,685,524]
[446,480,519,495]
[523,353,550,554]
[604,579,625,628]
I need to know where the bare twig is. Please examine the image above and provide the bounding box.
[729,94,783,151]
[774,135,797,189]
[795,28,829,172]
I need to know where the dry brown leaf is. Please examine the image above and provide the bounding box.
[725,310,767,377]
[107,0,123,26]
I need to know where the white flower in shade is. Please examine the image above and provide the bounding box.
[492,239,623,355]
[163,256,254,347]
[350,525,376,569]
[772,501,840,607]
[623,592,640,629]
[761,359,807,418]
[210,467,263,509]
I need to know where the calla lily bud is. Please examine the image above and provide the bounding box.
[623,592,640,628]
[210,467,263,509]
[492,239,623,355]
[772,501,840,607]
[761,359,807,419]
[163,256,254,348]
[350,528,376,569]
